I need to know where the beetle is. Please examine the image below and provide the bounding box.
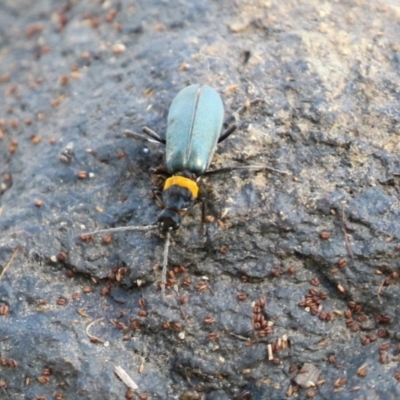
[126,84,281,236]
[142,85,233,236]
[156,84,225,236]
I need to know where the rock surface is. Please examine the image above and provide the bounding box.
[0,0,400,399]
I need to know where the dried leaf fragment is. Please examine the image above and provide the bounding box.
[294,363,321,388]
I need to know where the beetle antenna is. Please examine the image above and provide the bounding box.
[84,225,157,236]
[161,231,171,300]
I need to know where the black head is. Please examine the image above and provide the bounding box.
[157,209,181,235]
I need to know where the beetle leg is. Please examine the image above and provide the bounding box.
[149,167,170,177]
[142,126,166,144]
[218,124,237,143]
[124,129,162,144]
[200,198,207,236]
[152,188,165,208]
[202,164,290,177]
[150,168,169,191]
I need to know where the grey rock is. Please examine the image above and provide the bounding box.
[1,0,400,399]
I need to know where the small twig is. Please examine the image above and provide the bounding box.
[114,365,139,391]
[178,302,188,322]
[173,287,188,322]
[341,207,354,260]
[233,98,265,120]
[208,284,215,296]
[342,228,354,259]
[267,343,273,360]
[84,225,157,236]
[85,317,106,344]
[251,313,259,343]
[261,289,267,307]
[229,332,251,342]
[0,247,19,282]
[377,279,385,300]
